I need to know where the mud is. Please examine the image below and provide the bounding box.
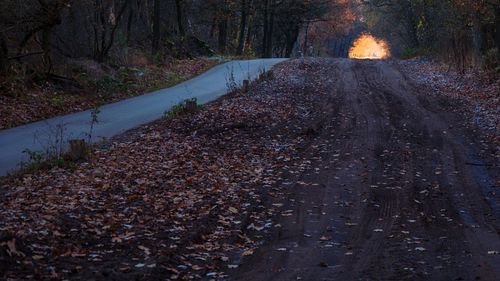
[230,59,499,281]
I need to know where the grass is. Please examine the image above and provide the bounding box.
[18,149,75,175]
[483,48,499,71]
[0,58,220,130]
[401,47,428,60]
[89,76,133,97]
[164,98,203,119]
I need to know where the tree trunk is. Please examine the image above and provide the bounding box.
[126,9,134,43]
[303,21,310,56]
[217,0,229,54]
[218,18,228,54]
[264,3,275,58]
[41,27,53,73]
[209,16,216,39]
[0,32,8,75]
[472,11,485,64]
[245,12,254,50]
[175,0,186,37]
[152,0,161,55]
[261,0,269,57]
[236,0,248,55]
[262,0,274,58]
[93,0,130,62]
[285,26,299,58]
[495,6,500,61]
[402,0,419,47]
[16,0,66,66]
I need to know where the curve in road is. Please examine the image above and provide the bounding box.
[0,59,287,176]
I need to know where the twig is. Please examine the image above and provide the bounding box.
[8,51,44,60]
[465,162,493,167]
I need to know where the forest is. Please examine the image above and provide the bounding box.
[0,0,339,74]
[0,0,498,76]
[0,1,499,281]
[1,0,496,129]
[363,0,500,71]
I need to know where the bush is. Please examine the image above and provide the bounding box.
[20,149,69,174]
[0,64,27,97]
[89,75,131,96]
[483,48,499,70]
[401,47,426,60]
[164,98,202,119]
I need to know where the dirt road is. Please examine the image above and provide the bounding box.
[1,58,498,281]
[230,59,499,281]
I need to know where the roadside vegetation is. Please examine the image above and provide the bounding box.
[0,0,352,130]
[0,60,326,280]
[0,58,217,129]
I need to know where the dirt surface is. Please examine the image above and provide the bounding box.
[229,59,500,281]
[1,58,498,281]
[399,59,499,141]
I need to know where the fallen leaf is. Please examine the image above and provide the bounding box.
[242,250,254,256]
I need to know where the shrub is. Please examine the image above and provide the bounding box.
[164,98,202,119]
[483,48,499,70]
[401,47,426,60]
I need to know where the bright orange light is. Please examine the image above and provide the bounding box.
[349,34,390,59]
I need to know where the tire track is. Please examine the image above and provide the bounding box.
[229,58,499,281]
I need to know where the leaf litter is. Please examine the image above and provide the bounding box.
[0,58,335,280]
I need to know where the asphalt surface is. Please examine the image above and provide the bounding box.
[230,59,499,281]
[0,59,286,176]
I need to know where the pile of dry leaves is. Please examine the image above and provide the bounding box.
[398,59,499,142]
[0,58,334,280]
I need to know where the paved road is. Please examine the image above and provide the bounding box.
[0,59,287,176]
[231,59,499,281]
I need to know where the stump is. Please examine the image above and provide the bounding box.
[184,99,198,113]
[242,79,250,93]
[67,139,88,161]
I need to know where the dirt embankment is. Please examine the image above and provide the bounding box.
[0,58,335,280]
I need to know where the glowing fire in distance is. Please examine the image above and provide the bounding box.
[349,34,390,59]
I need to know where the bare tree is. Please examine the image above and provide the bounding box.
[152,0,161,55]
[91,0,130,62]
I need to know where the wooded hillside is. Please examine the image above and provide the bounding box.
[0,1,498,130]
[0,0,343,75]
[363,0,500,70]
[1,0,498,78]
[0,0,354,129]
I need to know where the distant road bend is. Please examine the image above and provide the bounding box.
[0,59,287,176]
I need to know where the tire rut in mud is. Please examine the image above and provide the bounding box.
[229,59,499,281]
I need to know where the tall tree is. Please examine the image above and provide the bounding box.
[0,32,8,75]
[16,0,70,72]
[495,4,500,60]
[152,0,161,55]
[236,0,249,55]
[92,0,130,62]
[217,0,229,54]
[175,0,186,37]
